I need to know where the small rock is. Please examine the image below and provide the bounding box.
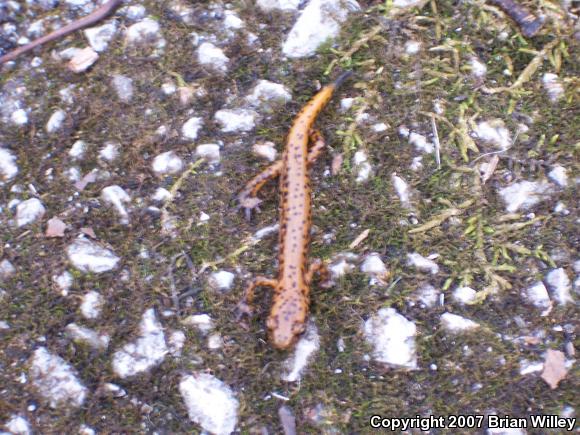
[253,141,277,161]
[168,330,186,356]
[111,308,168,378]
[470,56,487,78]
[195,144,220,163]
[0,259,16,281]
[282,0,359,58]
[101,382,126,398]
[245,80,292,111]
[391,173,411,208]
[67,238,120,273]
[207,333,223,350]
[371,122,388,133]
[453,286,477,305]
[98,141,120,162]
[416,283,439,308]
[404,40,421,55]
[542,73,564,103]
[29,347,88,409]
[68,47,99,73]
[182,314,214,335]
[407,252,439,274]
[363,308,417,369]
[197,42,229,72]
[545,268,573,306]
[523,281,552,315]
[281,321,321,382]
[256,0,301,12]
[84,22,117,52]
[69,140,87,160]
[16,198,46,227]
[152,151,184,175]
[208,271,235,292]
[441,312,479,332]
[328,253,357,279]
[45,217,67,237]
[498,180,552,213]
[474,119,511,150]
[152,187,171,202]
[360,253,387,275]
[65,323,110,350]
[80,291,104,319]
[11,108,29,126]
[179,373,239,435]
[353,150,372,183]
[278,405,296,435]
[4,415,31,435]
[181,117,203,140]
[101,185,131,224]
[215,109,258,133]
[548,166,568,187]
[53,271,73,295]
[519,359,544,375]
[46,109,66,134]
[125,18,166,55]
[78,424,96,435]
[112,74,134,103]
[0,148,19,181]
[409,132,434,154]
[340,98,355,111]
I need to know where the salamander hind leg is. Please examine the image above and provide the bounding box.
[235,276,278,323]
[306,258,332,288]
[306,129,326,166]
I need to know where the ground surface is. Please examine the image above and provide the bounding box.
[0,0,578,434]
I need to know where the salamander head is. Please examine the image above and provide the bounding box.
[266,294,308,350]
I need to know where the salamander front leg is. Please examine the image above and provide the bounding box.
[236,276,278,324]
[306,259,332,288]
[237,160,283,219]
[237,133,325,219]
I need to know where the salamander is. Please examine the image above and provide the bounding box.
[237,71,352,350]
[0,0,123,65]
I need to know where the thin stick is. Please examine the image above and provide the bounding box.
[430,115,441,169]
[0,0,123,64]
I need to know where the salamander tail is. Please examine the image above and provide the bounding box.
[333,71,353,89]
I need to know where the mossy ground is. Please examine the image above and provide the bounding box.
[0,0,578,433]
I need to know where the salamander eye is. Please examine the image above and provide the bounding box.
[292,322,306,335]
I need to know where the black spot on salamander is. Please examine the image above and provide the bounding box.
[292,281,297,288]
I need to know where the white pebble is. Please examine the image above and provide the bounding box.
[15,198,45,227]
[152,151,184,175]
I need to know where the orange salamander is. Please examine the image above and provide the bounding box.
[237,71,352,350]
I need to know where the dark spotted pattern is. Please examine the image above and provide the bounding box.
[237,78,348,350]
